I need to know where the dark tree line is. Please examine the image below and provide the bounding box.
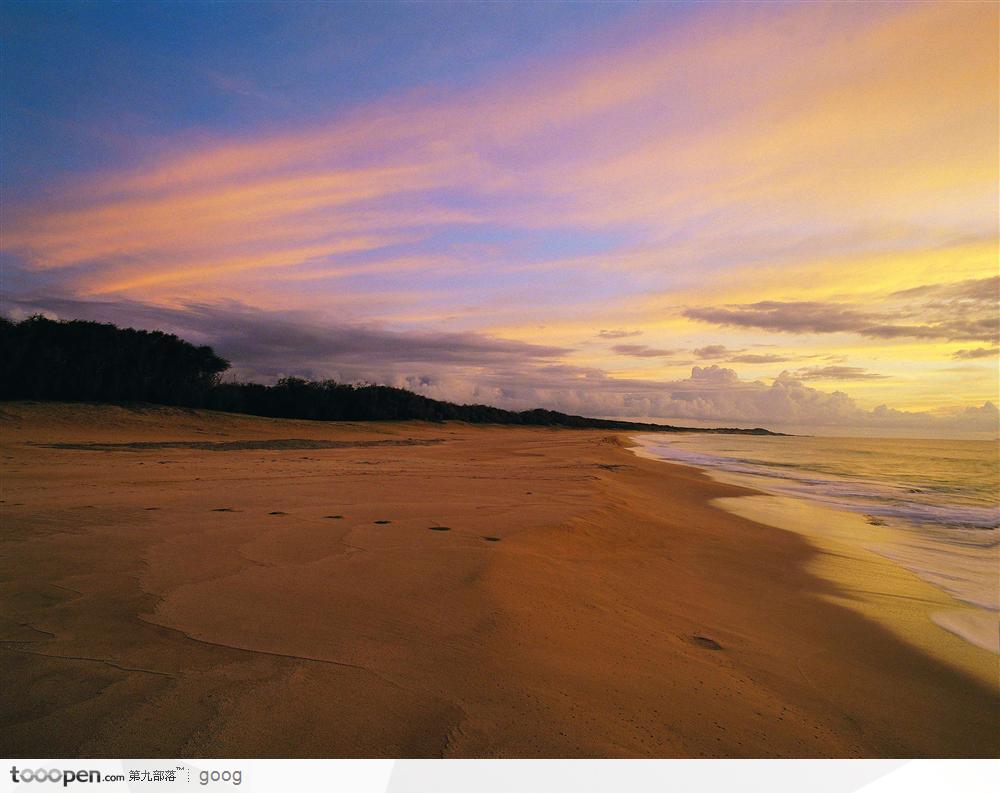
[204,378,690,428]
[1,316,229,406]
[0,315,778,434]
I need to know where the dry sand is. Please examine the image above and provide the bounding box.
[1,402,997,757]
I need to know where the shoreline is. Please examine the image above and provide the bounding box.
[629,435,1000,666]
[1,403,997,758]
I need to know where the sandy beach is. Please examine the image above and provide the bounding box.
[1,402,996,758]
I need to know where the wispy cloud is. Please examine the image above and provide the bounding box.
[4,3,994,306]
[693,345,733,359]
[689,346,795,365]
[598,329,642,339]
[726,353,790,364]
[611,344,676,358]
[684,277,1000,343]
[953,347,998,361]
[792,366,888,381]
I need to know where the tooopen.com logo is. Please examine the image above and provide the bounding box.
[9,767,122,786]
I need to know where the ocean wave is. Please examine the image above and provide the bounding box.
[639,440,1000,531]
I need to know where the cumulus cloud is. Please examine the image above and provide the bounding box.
[687,364,741,385]
[684,277,1000,344]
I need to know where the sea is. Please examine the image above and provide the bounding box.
[631,433,999,653]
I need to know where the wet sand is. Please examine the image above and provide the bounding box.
[1,403,997,757]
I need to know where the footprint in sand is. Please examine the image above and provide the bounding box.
[692,635,723,650]
[429,526,451,532]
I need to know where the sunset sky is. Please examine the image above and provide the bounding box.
[2,1,997,435]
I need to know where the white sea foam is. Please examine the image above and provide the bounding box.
[930,610,1000,654]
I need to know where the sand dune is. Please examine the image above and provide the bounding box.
[1,403,996,757]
